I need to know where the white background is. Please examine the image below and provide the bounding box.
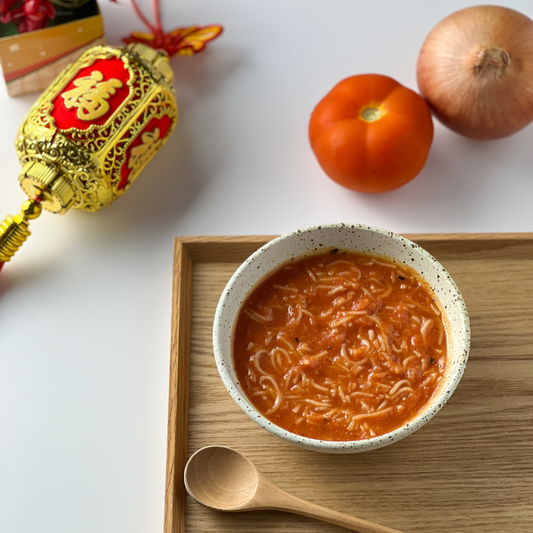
[1,1,532,532]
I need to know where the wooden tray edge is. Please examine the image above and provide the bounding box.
[163,231,533,533]
[172,232,533,263]
[164,240,193,533]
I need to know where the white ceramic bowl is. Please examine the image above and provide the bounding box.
[213,224,470,453]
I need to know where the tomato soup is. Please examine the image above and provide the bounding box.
[232,250,447,441]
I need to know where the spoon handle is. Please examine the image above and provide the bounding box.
[257,481,404,533]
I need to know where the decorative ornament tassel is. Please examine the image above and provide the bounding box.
[122,0,223,56]
[0,198,42,264]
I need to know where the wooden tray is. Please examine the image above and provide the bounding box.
[164,234,533,533]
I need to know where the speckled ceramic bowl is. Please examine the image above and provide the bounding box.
[213,223,470,453]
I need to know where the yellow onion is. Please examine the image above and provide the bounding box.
[417,5,533,139]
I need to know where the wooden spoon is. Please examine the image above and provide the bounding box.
[184,445,404,533]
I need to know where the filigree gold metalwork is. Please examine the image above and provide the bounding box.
[15,44,177,214]
[102,89,176,194]
[1,43,177,264]
[129,127,162,171]
[61,71,124,121]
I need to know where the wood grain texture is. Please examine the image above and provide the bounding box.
[173,235,277,263]
[165,234,533,533]
[164,240,193,533]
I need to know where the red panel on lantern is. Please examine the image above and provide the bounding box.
[51,59,131,131]
[118,115,173,190]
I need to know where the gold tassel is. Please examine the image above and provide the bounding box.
[0,199,42,263]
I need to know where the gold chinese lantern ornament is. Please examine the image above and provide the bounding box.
[0,14,224,271]
[0,43,176,270]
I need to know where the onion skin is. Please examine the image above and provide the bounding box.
[417,6,533,139]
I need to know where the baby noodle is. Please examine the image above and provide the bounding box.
[233,251,447,441]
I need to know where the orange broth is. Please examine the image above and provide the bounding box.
[233,250,447,441]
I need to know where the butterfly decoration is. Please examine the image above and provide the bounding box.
[116,0,223,57]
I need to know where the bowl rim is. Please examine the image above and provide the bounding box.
[213,223,471,452]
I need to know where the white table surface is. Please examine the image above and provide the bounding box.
[1,1,532,531]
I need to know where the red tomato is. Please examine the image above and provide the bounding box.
[309,74,434,193]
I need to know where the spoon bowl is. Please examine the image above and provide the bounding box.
[184,445,405,533]
[184,445,259,510]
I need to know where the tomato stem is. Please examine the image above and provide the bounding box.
[360,107,382,123]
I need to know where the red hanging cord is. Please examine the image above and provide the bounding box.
[153,0,162,32]
[129,0,156,33]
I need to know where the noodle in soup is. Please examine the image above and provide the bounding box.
[232,250,447,441]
